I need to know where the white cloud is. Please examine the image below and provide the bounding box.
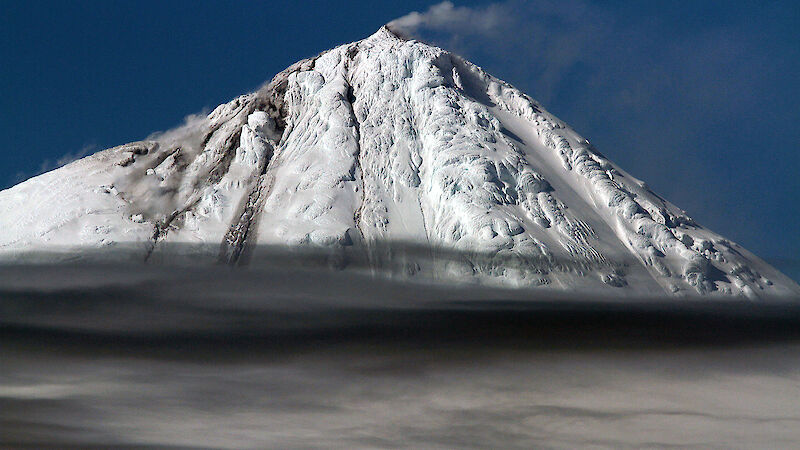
[37,144,97,174]
[388,1,613,105]
[389,1,509,35]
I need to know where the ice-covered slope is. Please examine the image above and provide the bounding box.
[0,27,797,298]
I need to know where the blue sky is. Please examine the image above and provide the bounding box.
[1,1,798,279]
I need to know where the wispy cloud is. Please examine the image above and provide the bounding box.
[389,1,509,35]
[12,144,98,184]
[389,0,612,105]
[51,144,98,168]
[388,0,763,123]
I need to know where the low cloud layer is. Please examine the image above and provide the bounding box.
[3,261,800,447]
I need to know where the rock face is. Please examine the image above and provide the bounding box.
[0,27,797,298]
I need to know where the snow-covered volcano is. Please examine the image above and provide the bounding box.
[0,27,796,298]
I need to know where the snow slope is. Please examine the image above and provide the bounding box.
[0,27,797,298]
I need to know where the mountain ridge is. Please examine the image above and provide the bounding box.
[1,26,797,299]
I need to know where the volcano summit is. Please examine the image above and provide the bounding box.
[0,27,796,299]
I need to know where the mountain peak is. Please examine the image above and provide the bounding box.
[374,24,408,41]
[0,28,797,299]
